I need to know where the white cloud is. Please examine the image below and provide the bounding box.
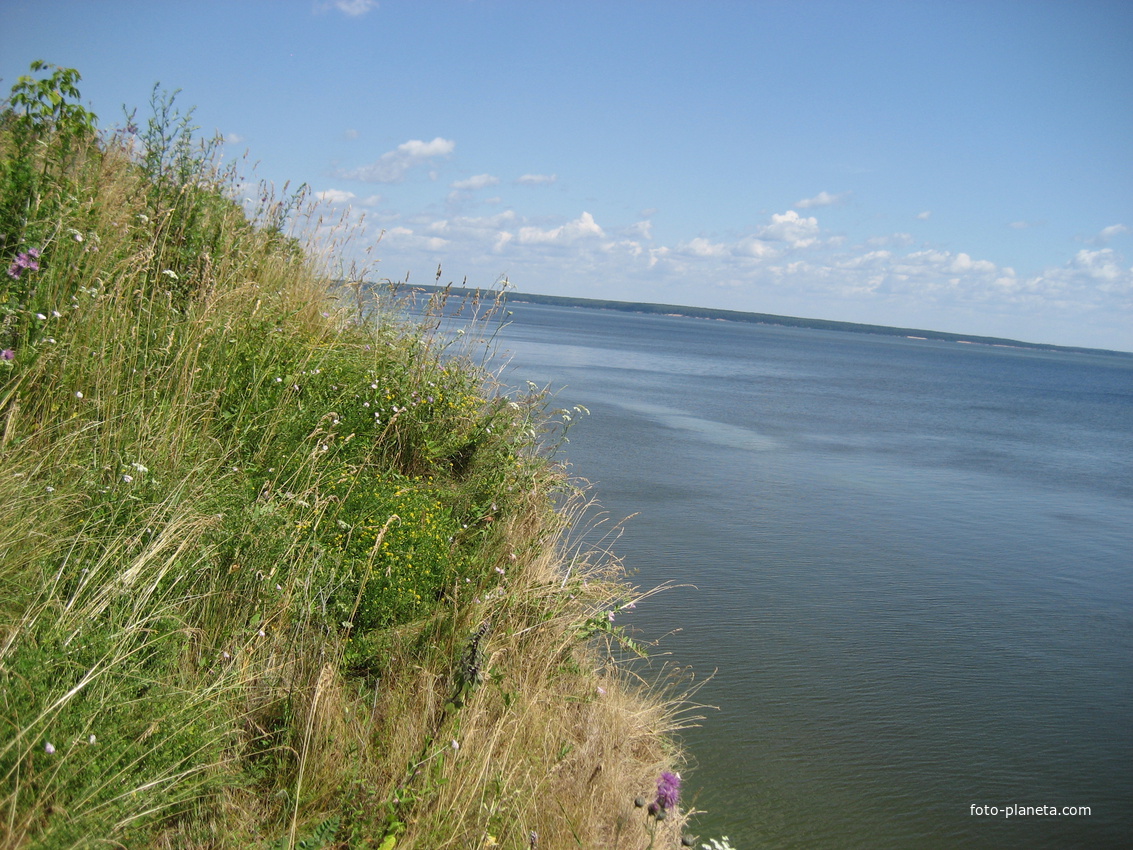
[450,174,500,191]
[796,190,850,209]
[337,137,455,183]
[679,237,729,258]
[316,189,357,205]
[222,132,245,144]
[867,232,914,247]
[733,236,780,258]
[383,225,449,252]
[316,0,378,16]
[916,211,932,220]
[344,128,359,140]
[759,210,821,248]
[628,220,653,240]
[1097,223,1130,243]
[514,211,604,245]
[516,174,557,186]
[1064,248,1128,286]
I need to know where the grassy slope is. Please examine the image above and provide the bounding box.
[0,77,694,849]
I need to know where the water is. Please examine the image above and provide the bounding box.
[485,302,1133,849]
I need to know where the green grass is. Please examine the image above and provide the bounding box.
[0,63,699,849]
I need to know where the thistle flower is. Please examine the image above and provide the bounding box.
[656,771,681,810]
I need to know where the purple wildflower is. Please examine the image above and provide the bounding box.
[1,349,14,361]
[6,249,41,279]
[656,771,681,810]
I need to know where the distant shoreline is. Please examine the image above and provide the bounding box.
[389,283,1131,359]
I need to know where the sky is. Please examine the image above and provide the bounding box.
[2,0,1131,351]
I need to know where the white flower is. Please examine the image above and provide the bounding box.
[161,269,179,280]
[74,391,83,399]
[122,474,133,483]
[451,739,459,750]
[44,742,55,754]
[36,313,47,320]
[88,734,97,745]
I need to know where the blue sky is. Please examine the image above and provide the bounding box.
[3,0,1131,350]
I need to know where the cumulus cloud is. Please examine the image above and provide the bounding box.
[867,232,914,247]
[1097,223,1130,243]
[1063,248,1129,286]
[337,137,455,183]
[514,212,604,245]
[450,174,500,191]
[679,237,729,258]
[759,210,821,248]
[796,190,850,209]
[516,173,557,186]
[315,0,378,16]
[316,189,357,205]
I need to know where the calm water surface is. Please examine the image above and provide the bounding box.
[488,302,1132,849]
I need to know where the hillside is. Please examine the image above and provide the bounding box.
[0,63,696,849]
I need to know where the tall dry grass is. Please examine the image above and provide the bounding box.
[1,66,700,849]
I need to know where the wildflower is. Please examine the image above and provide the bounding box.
[122,474,133,483]
[44,742,55,754]
[656,771,681,811]
[74,391,83,399]
[36,313,47,320]
[52,310,61,317]
[88,734,97,745]
[1,349,14,361]
[161,269,178,280]
[451,739,459,750]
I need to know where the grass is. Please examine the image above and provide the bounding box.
[0,63,700,849]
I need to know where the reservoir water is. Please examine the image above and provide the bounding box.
[485,301,1132,849]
